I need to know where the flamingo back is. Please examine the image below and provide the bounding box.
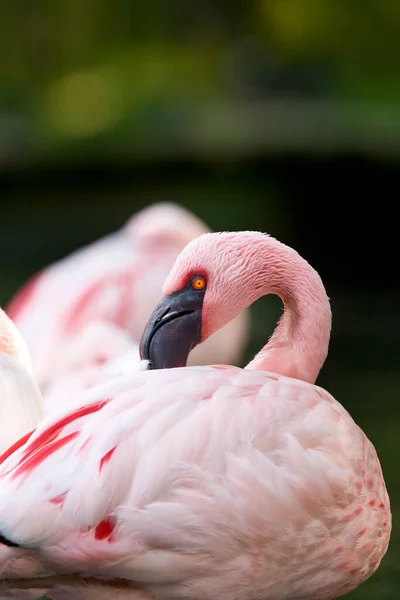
[0,367,390,600]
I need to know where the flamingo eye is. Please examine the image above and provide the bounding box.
[191,275,206,291]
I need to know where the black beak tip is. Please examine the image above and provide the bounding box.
[139,300,203,371]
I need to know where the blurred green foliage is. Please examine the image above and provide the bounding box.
[0,1,399,165]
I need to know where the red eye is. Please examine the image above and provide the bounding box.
[191,275,206,290]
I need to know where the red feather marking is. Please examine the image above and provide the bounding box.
[64,279,107,334]
[77,437,91,455]
[99,447,117,472]
[64,270,136,334]
[6,271,43,320]
[3,401,109,479]
[94,517,115,541]
[50,491,68,505]
[20,400,109,462]
[12,432,79,479]
[113,272,135,327]
[94,355,108,365]
[0,430,34,467]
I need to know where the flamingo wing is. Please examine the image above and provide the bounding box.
[0,367,388,599]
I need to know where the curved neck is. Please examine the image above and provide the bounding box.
[245,239,331,384]
[0,309,33,374]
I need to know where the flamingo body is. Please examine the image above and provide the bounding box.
[0,366,390,600]
[0,309,43,455]
[0,310,48,594]
[41,322,140,413]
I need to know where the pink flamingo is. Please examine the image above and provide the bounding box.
[0,231,390,600]
[42,322,143,414]
[0,308,49,590]
[0,308,148,594]
[7,203,249,394]
[0,308,43,455]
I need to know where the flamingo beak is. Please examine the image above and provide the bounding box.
[139,286,205,370]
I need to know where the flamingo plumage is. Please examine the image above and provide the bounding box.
[0,308,49,592]
[41,322,141,414]
[0,308,43,455]
[0,231,390,600]
[0,312,146,593]
[6,203,249,395]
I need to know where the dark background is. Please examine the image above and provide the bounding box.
[0,2,399,597]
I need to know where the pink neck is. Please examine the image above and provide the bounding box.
[245,239,331,384]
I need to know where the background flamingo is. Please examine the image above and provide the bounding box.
[0,231,390,600]
[42,322,147,414]
[6,203,249,398]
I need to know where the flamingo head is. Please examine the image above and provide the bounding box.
[139,231,269,369]
[125,202,210,253]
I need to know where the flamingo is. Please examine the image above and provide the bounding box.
[41,322,141,414]
[0,308,49,591]
[6,203,249,394]
[0,308,43,455]
[0,231,391,600]
[0,309,147,593]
